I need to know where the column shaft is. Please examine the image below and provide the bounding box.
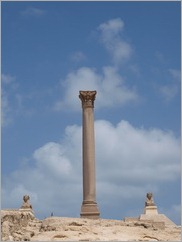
[82,106,96,202]
[79,90,100,219]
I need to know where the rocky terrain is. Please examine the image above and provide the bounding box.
[1,209,181,241]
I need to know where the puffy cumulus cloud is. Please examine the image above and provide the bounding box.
[54,18,137,112]
[2,168,82,218]
[2,120,180,222]
[98,18,133,64]
[33,142,72,178]
[54,67,100,111]
[99,18,124,36]
[95,120,180,184]
[54,66,138,111]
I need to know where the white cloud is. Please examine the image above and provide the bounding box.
[54,66,138,111]
[95,120,180,184]
[54,18,138,112]
[99,18,124,35]
[21,7,46,17]
[2,119,180,222]
[98,18,133,64]
[33,142,72,178]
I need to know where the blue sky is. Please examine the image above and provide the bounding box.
[1,1,181,224]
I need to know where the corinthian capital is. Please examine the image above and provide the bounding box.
[79,91,97,108]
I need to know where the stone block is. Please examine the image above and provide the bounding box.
[139,213,176,228]
[124,217,139,222]
[152,221,165,230]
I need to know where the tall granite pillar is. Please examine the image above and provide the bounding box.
[79,90,100,219]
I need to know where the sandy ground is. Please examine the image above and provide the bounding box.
[30,217,181,241]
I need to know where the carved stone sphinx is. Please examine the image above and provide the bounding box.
[21,195,32,209]
[145,192,155,207]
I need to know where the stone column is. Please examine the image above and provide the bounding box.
[79,90,100,219]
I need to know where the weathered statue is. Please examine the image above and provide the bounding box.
[145,192,155,207]
[21,195,32,209]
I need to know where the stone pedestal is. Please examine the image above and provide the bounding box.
[139,194,177,227]
[139,212,176,227]
[19,208,34,216]
[144,205,158,215]
[79,91,100,219]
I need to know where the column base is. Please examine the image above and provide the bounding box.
[80,201,100,219]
